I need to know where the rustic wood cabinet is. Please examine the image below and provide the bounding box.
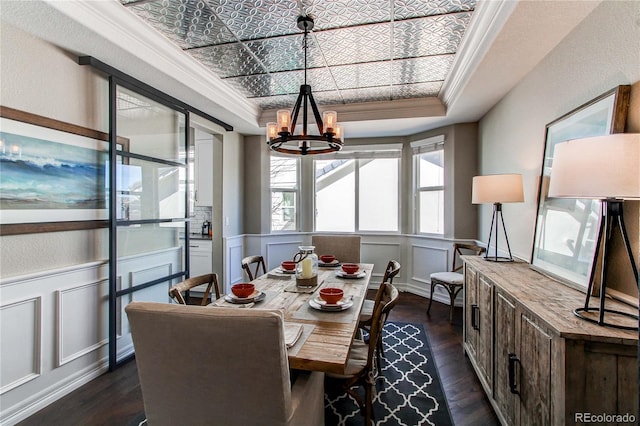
[463,257,638,426]
[464,265,493,393]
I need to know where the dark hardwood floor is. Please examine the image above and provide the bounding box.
[18,292,498,426]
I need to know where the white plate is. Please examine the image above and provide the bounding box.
[275,267,296,274]
[224,291,266,304]
[335,270,366,279]
[318,260,341,267]
[309,296,353,311]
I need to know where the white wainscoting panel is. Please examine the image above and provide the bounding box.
[0,261,109,425]
[361,241,402,286]
[408,244,452,303]
[116,248,182,360]
[56,279,108,367]
[0,297,41,395]
[411,244,449,283]
[130,263,173,304]
[265,240,303,270]
[224,236,245,288]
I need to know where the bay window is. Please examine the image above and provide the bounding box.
[314,145,401,232]
[413,137,445,234]
[270,155,299,231]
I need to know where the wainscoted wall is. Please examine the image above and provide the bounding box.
[226,232,472,304]
[0,262,108,425]
[0,247,182,425]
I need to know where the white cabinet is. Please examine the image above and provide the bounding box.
[195,139,213,206]
[189,239,212,292]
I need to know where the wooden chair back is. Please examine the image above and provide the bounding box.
[366,283,397,370]
[169,273,220,306]
[241,255,267,281]
[452,243,485,273]
[382,260,401,284]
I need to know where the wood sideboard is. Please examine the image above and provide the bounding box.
[462,256,638,426]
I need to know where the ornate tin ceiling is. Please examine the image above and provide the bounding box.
[121,0,476,111]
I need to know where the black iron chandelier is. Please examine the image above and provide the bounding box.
[266,15,344,155]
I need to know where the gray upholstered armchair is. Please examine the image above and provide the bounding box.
[125,302,325,426]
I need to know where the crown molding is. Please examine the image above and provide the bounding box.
[440,0,518,109]
[258,97,446,126]
[3,0,260,131]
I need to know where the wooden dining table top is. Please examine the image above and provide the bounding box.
[223,263,373,374]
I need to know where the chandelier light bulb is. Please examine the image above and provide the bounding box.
[266,122,278,141]
[277,110,290,133]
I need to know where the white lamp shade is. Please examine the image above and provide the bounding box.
[472,174,524,204]
[548,133,640,200]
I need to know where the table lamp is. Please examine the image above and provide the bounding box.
[472,174,524,262]
[548,133,639,330]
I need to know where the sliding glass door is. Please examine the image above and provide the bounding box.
[109,81,190,368]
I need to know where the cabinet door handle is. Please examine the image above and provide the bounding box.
[471,304,480,330]
[508,353,520,394]
[195,190,198,201]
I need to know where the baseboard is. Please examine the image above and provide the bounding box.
[1,361,109,426]
[403,281,462,307]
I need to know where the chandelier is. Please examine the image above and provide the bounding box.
[266,15,344,155]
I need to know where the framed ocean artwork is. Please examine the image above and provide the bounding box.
[0,107,109,235]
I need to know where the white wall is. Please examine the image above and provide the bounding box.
[222,131,244,238]
[477,1,640,262]
[0,23,110,278]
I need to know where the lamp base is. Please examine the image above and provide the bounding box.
[573,307,638,331]
[483,255,514,263]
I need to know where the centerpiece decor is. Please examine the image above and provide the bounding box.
[294,245,318,287]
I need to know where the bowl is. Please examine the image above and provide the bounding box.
[320,254,335,263]
[319,287,344,304]
[341,263,360,274]
[231,283,255,298]
[281,261,296,271]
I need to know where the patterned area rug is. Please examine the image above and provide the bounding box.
[325,321,452,425]
[130,322,451,426]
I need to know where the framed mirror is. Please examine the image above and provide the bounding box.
[531,85,630,289]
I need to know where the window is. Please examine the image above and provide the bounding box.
[413,137,444,234]
[314,145,400,232]
[270,155,299,231]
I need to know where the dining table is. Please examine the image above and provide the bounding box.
[211,263,374,374]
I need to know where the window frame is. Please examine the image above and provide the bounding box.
[313,144,402,234]
[269,154,300,232]
[412,136,445,236]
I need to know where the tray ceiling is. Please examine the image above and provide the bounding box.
[121,0,476,112]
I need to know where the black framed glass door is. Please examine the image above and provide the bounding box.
[109,80,190,369]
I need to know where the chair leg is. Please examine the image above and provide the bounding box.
[449,286,464,324]
[426,282,437,315]
[376,333,383,377]
[364,372,375,425]
[446,286,456,323]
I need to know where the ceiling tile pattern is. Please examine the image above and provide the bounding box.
[122,0,477,110]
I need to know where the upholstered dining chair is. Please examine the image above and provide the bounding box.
[326,283,392,425]
[427,242,486,323]
[168,273,221,306]
[126,302,325,426]
[311,235,361,264]
[241,255,267,281]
